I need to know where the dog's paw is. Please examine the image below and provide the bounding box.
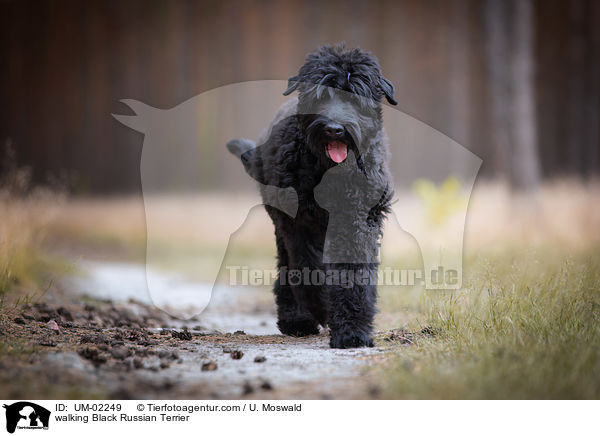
[277,318,320,337]
[329,330,374,349]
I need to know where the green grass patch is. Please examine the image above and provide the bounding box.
[384,247,600,399]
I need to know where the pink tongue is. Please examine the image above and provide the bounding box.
[326,141,348,163]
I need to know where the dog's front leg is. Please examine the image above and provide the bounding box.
[273,228,322,337]
[326,263,378,348]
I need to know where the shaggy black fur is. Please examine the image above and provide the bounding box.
[227,44,396,348]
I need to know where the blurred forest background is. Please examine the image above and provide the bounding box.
[0,0,599,193]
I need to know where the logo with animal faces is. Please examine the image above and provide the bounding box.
[3,402,50,433]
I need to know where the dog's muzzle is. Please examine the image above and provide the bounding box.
[323,121,348,163]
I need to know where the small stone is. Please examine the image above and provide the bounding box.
[201,361,218,372]
[38,340,57,347]
[46,320,61,334]
[230,350,244,360]
[254,356,267,363]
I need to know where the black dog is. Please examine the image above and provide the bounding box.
[227,44,396,348]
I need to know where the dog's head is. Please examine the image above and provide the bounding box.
[283,44,397,167]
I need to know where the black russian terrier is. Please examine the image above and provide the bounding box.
[227,44,396,348]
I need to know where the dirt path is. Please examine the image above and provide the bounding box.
[0,261,412,399]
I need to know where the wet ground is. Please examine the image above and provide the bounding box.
[0,261,419,399]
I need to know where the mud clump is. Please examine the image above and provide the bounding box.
[38,340,57,347]
[242,381,254,395]
[80,333,109,345]
[384,329,415,345]
[78,347,108,366]
[110,346,132,360]
[384,326,440,344]
[171,327,192,341]
[420,326,439,337]
[242,379,273,395]
[260,380,273,391]
[158,350,179,361]
[368,385,381,398]
[57,307,74,322]
[133,357,144,369]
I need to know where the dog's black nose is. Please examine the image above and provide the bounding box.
[324,123,344,138]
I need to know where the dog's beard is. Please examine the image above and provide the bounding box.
[305,130,352,167]
[304,117,359,166]
[305,132,367,176]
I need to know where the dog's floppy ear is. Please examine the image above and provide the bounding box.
[283,75,300,96]
[380,76,398,105]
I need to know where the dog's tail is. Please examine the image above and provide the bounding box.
[227,138,262,180]
[226,138,255,159]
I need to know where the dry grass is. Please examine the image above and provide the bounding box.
[464,179,600,251]
[0,168,65,300]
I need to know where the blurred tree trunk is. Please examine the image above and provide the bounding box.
[510,0,540,189]
[450,0,470,152]
[486,0,540,190]
[565,0,600,179]
[485,0,510,179]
